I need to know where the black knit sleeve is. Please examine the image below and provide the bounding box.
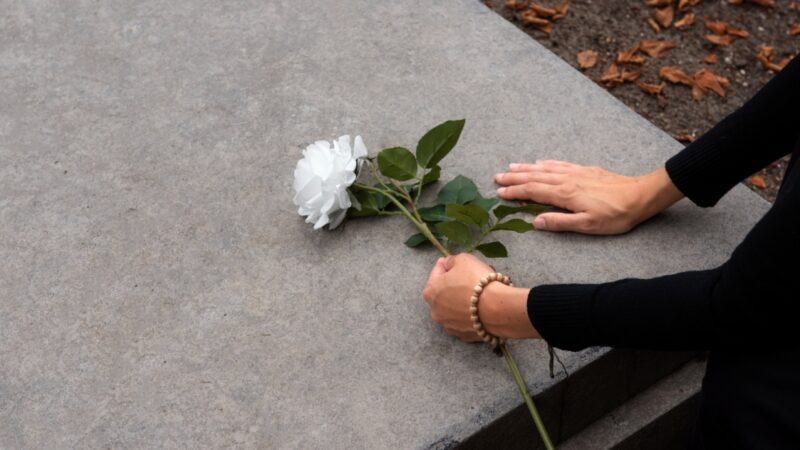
[665,55,800,207]
[527,174,800,351]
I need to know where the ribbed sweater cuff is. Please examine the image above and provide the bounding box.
[665,133,726,208]
[528,284,597,352]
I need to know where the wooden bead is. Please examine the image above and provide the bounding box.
[477,329,487,338]
[482,334,492,343]
[469,306,478,314]
[470,313,479,322]
[487,273,497,281]
[473,285,483,294]
[479,277,488,286]
[472,321,482,330]
[490,337,498,346]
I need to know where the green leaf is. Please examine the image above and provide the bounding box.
[416,119,466,169]
[435,221,473,246]
[475,241,508,258]
[436,175,479,205]
[377,147,417,181]
[493,204,549,220]
[421,165,441,186]
[418,205,449,223]
[470,195,500,212]
[404,233,429,248]
[491,218,535,233]
[445,204,489,228]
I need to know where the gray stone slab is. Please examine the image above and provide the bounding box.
[0,1,768,449]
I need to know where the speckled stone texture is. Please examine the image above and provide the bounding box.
[0,1,768,449]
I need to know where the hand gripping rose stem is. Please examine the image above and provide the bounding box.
[351,181,555,450]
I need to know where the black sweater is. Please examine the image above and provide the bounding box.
[528,55,800,448]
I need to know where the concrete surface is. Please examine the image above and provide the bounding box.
[0,0,769,449]
[560,359,705,450]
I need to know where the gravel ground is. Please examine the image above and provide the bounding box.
[485,0,800,202]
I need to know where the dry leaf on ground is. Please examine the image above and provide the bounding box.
[747,0,776,7]
[790,1,800,10]
[600,63,623,87]
[659,66,694,85]
[654,6,674,28]
[750,175,767,189]
[704,53,718,64]
[648,18,662,33]
[646,0,673,6]
[673,131,696,142]
[530,3,557,18]
[576,50,599,69]
[704,18,728,35]
[674,13,695,29]
[679,0,701,10]
[638,81,666,95]
[791,24,800,36]
[757,46,791,72]
[618,45,646,64]
[639,39,675,57]
[520,10,552,33]
[552,0,569,20]
[705,34,734,46]
[622,68,642,82]
[727,27,749,38]
[694,68,729,98]
[505,0,528,10]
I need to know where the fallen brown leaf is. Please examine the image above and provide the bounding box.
[704,53,718,64]
[506,0,528,10]
[520,10,552,33]
[659,66,694,85]
[530,3,557,17]
[694,68,728,97]
[639,40,675,57]
[692,83,705,100]
[638,81,666,95]
[647,18,662,33]
[552,0,569,20]
[646,0,673,6]
[748,0,776,7]
[790,1,800,10]
[678,0,701,10]
[704,18,727,35]
[791,24,800,36]
[756,46,790,72]
[728,0,743,4]
[576,50,599,69]
[618,45,646,65]
[654,6,674,28]
[622,68,642,82]
[673,131,696,143]
[674,13,695,29]
[600,63,623,87]
[705,34,733,46]
[750,175,767,189]
[727,26,750,38]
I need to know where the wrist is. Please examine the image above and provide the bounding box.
[634,167,685,222]
[480,282,540,339]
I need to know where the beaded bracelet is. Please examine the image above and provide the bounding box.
[470,272,512,347]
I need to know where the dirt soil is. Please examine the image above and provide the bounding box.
[485,0,800,202]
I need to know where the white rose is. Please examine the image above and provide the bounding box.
[292,135,368,230]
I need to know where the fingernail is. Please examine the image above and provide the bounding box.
[494,173,503,181]
[534,159,542,164]
[509,163,520,170]
[533,216,546,229]
[496,187,506,194]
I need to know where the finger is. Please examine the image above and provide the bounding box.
[422,258,448,304]
[496,183,570,209]
[495,171,564,186]
[509,161,579,173]
[534,212,594,233]
[443,255,456,271]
